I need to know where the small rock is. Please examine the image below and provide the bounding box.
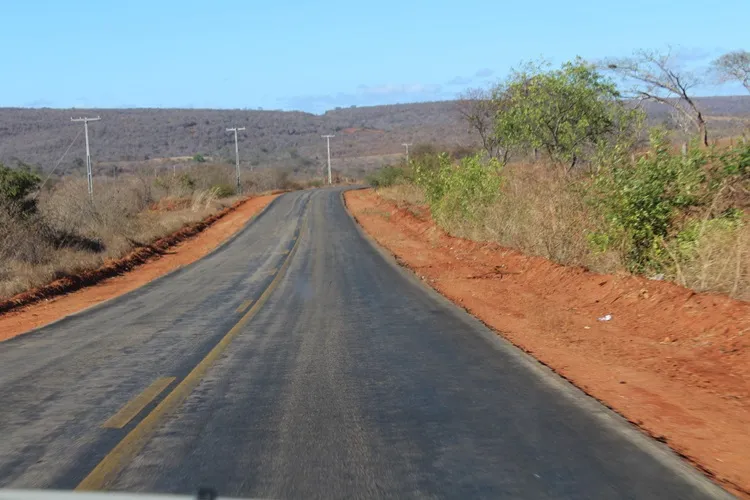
[597,314,612,322]
[649,273,665,281]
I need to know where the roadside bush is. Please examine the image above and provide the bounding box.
[588,130,709,272]
[0,163,41,214]
[366,165,410,188]
[414,153,501,227]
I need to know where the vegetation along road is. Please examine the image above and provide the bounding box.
[0,188,732,498]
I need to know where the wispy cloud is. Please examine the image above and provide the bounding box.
[282,82,448,113]
[475,68,494,78]
[23,99,54,108]
[446,76,473,86]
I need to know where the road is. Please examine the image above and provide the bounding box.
[0,188,731,499]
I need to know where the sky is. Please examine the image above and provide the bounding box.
[1,0,748,113]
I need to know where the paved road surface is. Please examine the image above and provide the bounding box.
[0,188,731,499]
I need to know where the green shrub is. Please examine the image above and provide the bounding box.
[414,153,502,226]
[718,141,750,177]
[366,165,410,188]
[588,130,709,272]
[192,154,206,163]
[0,163,41,214]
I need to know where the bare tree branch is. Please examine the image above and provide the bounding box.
[604,48,709,146]
[456,87,507,161]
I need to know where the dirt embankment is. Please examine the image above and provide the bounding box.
[0,193,279,343]
[345,188,750,497]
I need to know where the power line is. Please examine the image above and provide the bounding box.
[322,135,335,185]
[36,128,83,195]
[226,127,246,193]
[71,116,101,201]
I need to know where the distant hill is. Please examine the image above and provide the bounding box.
[0,96,748,177]
[0,103,472,177]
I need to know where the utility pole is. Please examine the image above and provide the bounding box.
[322,134,335,184]
[402,143,413,163]
[71,116,101,201]
[226,127,246,192]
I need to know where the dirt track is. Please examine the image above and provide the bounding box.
[345,188,750,497]
[0,193,278,343]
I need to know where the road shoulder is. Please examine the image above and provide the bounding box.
[344,187,750,498]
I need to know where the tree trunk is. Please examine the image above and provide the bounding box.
[697,111,709,147]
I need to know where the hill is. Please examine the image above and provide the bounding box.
[0,103,472,178]
[0,96,748,177]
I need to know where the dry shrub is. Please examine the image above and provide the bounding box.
[665,217,750,300]
[0,174,236,300]
[476,163,609,268]
[378,184,426,206]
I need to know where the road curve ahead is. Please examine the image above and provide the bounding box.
[0,188,731,499]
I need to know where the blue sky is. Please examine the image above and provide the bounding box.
[2,0,747,113]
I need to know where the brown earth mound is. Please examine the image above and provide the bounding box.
[345,188,750,498]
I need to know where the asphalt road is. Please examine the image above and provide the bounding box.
[0,188,732,499]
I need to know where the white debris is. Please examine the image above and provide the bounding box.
[597,314,612,322]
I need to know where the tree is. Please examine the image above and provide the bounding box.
[604,48,709,146]
[712,50,750,93]
[456,88,508,162]
[495,58,638,171]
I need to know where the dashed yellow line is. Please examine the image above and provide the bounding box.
[76,215,308,491]
[102,377,176,429]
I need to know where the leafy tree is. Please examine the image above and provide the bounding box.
[495,58,639,170]
[192,153,206,163]
[712,50,750,93]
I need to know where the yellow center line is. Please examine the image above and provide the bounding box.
[102,377,176,429]
[76,214,308,491]
[235,299,254,314]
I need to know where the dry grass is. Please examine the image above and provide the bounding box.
[380,164,619,270]
[0,173,248,300]
[378,183,426,206]
[476,164,609,269]
[380,160,750,299]
[665,219,750,300]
